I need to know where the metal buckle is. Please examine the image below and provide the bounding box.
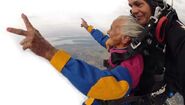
[151,85,166,97]
[131,42,141,49]
[150,16,158,23]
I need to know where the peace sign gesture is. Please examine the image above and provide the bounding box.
[7,14,57,60]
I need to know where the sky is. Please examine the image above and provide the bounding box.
[0,0,185,105]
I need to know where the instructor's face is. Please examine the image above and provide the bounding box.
[128,0,152,26]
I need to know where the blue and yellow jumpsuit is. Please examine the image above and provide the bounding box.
[50,27,137,105]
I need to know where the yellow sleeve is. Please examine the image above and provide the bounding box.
[50,50,71,72]
[87,25,94,33]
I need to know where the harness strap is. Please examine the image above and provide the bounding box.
[155,16,168,43]
[107,89,171,105]
[155,8,177,44]
[110,27,151,65]
[105,95,146,105]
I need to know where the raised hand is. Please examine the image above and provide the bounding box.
[7,13,58,61]
[81,18,89,29]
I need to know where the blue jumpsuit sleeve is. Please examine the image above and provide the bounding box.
[61,57,132,100]
[90,29,109,48]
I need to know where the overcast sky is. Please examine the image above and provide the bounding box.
[0,0,185,105]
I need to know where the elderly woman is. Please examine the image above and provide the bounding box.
[7,15,144,105]
[81,15,144,89]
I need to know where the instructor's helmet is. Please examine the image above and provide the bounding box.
[146,0,165,14]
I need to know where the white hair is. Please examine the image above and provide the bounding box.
[116,15,144,38]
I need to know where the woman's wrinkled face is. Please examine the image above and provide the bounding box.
[107,19,124,47]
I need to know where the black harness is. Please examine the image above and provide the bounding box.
[110,5,177,66]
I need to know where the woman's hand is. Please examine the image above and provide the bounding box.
[7,13,58,61]
[81,18,89,30]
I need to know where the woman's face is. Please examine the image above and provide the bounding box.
[107,19,123,47]
[107,19,131,48]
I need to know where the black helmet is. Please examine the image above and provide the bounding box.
[146,0,166,15]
